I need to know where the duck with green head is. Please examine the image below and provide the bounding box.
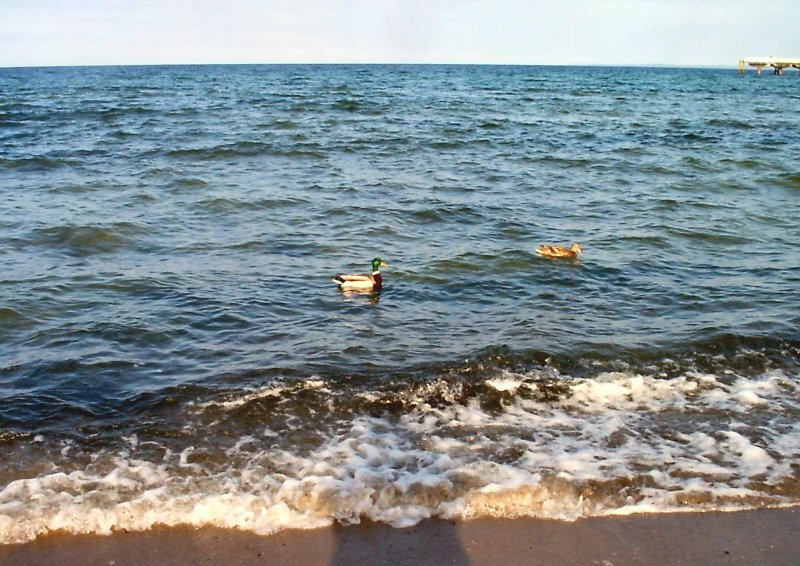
[333,258,388,291]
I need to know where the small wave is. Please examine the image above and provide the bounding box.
[771,173,800,190]
[169,176,209,190]
[527,155,597,168]
[0,156,69,171]
[0,307,36,336]
[0,117,27,128]
[272,120,299,130]
[29,223,147,256]
[332,99,360,112]
[665,226,754,246]
[195,195,308,215]
[429,140,469,150]
[166,141,325,161]
[720,157,760,170]
[330,98,388,115]
[707,118,755,130]
[96,106,156,124]
[107,129,138,140]
[617,233,669,246]
[166,142,267,160]
[0,102,44,114]
[0,307,26,323]
[410,204,486,224]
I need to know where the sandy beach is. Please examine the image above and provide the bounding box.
[2,507,798,566]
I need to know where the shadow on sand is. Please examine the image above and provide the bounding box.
[329,519,471,566]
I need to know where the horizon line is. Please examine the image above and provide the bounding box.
[0,61,743,71]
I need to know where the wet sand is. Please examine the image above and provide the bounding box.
[1,507,798,566]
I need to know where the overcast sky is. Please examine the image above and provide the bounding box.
[1,0,798,68]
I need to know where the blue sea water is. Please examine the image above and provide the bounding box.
[1,64,799,543]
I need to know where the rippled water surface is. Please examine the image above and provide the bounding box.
[1,65,799,543]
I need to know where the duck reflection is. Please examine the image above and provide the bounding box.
[338,288,381,305]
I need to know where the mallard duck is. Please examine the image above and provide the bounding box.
[536,243,583,259]
[333,258,388,291]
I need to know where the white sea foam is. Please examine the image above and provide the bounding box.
[485,378,522,392]
[190,379,328,411]
[2,369,799,544]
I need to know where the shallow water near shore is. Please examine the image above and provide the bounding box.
[1,64,799,543]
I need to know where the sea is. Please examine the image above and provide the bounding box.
[1,64,799,544]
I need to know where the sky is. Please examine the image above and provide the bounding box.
[1,0,798,68]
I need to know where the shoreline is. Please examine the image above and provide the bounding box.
[2,507,799,566]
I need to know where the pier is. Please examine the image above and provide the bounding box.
[738,57,800,75]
